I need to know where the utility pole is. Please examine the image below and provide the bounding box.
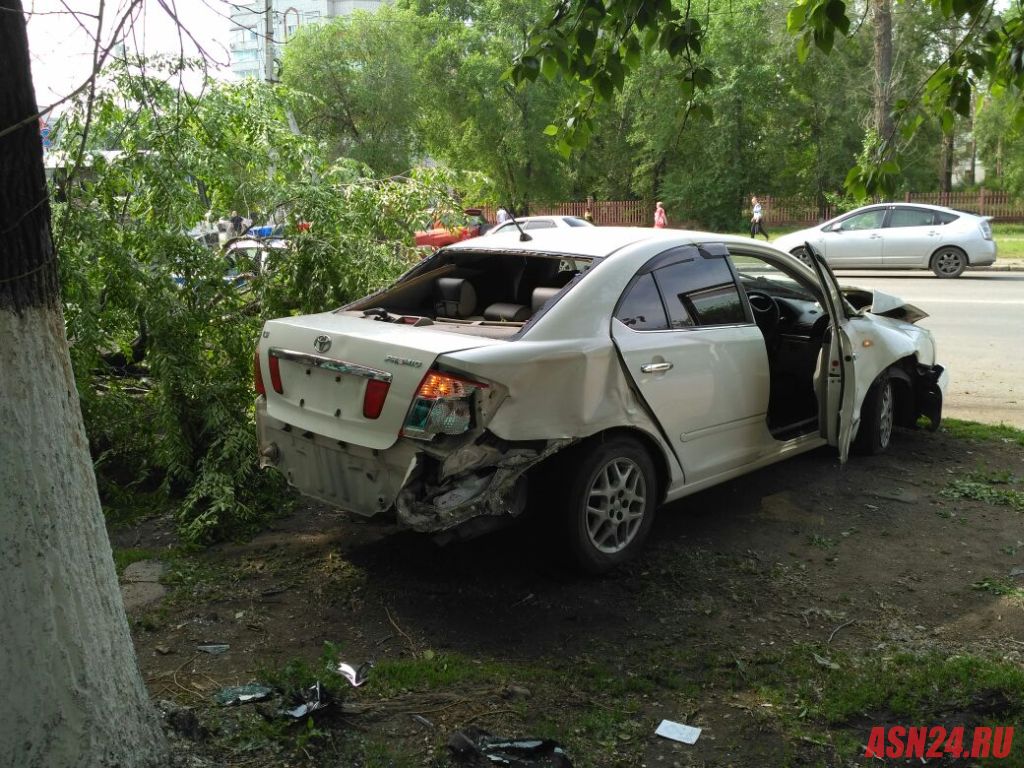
[263,0,274,82]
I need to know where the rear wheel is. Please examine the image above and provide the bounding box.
[930,247,967,278]
[560,436,658,574]
[852,370,895,455]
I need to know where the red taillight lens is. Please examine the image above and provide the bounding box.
[363,379,390,419]
[254,351,266,396]
[268,353,283,394]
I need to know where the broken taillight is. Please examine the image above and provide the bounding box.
[362,379,390,419]
[254,351,266,396]
[402,370,488,440]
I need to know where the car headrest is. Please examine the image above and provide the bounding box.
[435,277,477,318]
[531,287,561,315]
[483,302,531,322]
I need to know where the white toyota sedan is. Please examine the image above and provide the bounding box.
[485,215,594,236]
[773,203,996,278]
[255,228,947,572]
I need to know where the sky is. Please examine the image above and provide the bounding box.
[24,0,238,107]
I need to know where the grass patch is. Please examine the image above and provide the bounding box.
[939,418,1024,446]
[112,547,163,575]
[939,463,1024,511]
[371,651,510,696]
[730,646,1024,762]
[972,577,1024,600]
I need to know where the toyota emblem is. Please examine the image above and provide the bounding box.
[313,335,332,354]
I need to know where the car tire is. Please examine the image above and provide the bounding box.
[852,369,895,455]
[930,247,967,278]
[560,436,658,574]
[791,247,814,267]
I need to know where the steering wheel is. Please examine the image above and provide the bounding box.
[746,290,780,335]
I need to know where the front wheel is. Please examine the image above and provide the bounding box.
[852,370,895,455]
[930,247,967,278]
[791,247,814,267]
[561,436,658,574]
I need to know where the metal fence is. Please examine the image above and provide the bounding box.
[482,190,1024,228]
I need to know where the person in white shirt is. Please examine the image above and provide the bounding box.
[750,196,769,240]
[496,207,510,223]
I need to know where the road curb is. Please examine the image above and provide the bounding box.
[974,263,1024,272]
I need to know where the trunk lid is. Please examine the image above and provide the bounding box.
[259,312,504,449]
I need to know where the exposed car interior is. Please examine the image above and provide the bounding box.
[731,254,831,438]
[343,250,594,338]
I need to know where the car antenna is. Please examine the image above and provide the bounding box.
[506,207,532,242]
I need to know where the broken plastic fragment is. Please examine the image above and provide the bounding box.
[214,684,273,706]
[282,681,328,719]
[655,719,702,744]
[812,652,840,670]
[336,660,373,687]
[196,643,230,654]
[447,727,572,767]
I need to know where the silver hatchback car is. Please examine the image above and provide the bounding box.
[773,203,997,278]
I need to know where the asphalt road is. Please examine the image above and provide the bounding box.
[833,269,1024,427]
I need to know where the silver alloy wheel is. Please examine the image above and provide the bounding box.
[933,249,965,276]
[793,248,813,267]
[878,379,894,449]
[585,457,647,554]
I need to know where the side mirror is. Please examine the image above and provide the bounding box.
[828,222,843,233]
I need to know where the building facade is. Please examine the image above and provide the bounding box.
[229,0,388,80]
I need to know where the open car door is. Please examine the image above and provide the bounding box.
[807,243,858,463]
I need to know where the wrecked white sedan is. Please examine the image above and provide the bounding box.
[255,228,947,572]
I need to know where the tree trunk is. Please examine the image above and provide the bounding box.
[940,126,955,193]
[0,3,168,766]
[872,0,894,141]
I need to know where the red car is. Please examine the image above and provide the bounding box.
[414,208,487,249]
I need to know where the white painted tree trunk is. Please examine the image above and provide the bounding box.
[0,305,168,767]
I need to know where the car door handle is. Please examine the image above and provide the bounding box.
[869,234,883,239]
[641,362,673,373]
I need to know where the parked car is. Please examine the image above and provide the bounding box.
[484,215,595,236]
[414,208,488,249]
[773,203,996,278]
[254,228,947,572]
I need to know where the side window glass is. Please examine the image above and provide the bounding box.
[839,210,885,231]
[653,257,747,327]
[936,211,959,225]
[615,273,669,330]
[524,220,556,230]
[889,208,935,228]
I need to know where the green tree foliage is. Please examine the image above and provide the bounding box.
[54,59,465,542]
[516,0,1024,197]
[281,0,581,207]
[280,8,424,173]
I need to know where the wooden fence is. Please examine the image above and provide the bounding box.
[481,190,1024,228]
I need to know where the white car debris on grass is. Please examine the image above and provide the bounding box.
[254,228,948,572]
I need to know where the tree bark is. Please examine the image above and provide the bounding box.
[872,0,894,141]
[940,126,955,193]
[0,3,168,766]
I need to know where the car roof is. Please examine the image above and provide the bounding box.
[448,226,760,259]
[847,202,965,215]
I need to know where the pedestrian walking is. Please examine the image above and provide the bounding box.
[229,210,244,237]
[653,201,667,229]
[584,208,594,223]
[750,196,769,240]
[496,206,510,224]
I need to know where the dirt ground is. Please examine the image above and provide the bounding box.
[114,426,1024,767]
